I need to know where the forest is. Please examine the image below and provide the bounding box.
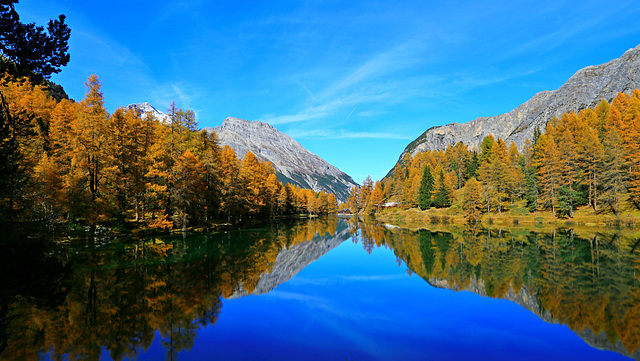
[348,90,640,222]
[0,73,339,231]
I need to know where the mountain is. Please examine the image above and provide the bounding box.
[228,220,350,298]
[396,44,640,165]
[207,117,358,202]
[125,104,358,202]
[125,102,170,123]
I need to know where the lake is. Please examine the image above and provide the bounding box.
[1,217,639,360]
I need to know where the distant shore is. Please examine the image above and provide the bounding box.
[374,204,640,232]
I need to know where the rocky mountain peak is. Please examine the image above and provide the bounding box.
[212,117,358,202]
[125,102,170,123]
[124,105,358,202]
[396,44,640,168]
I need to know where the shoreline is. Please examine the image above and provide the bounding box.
[373,207,640,233]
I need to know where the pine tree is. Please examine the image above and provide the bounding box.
[195,130,222,221]
[70,74,109,222]
[0,1,71,78]
[144,117,171,224]
[534,132,562,215]
[556,185,581,218]
[103,107,143,221]
[240,151,271,216]
[595,99,610,136]
[576,126,603,211]
[465,151,479,179]
[33,152,63,220]
[173,150,207,229]
[432,169,451,208]
[523,161,538,212]
[418,165,434,210]
[462,177,482,223]
[265,173,282,216]
[366,180,384,214]
[0,90,25,219]
[522,138,538,211]
[326,193,338,214]
[622,94,640,209]
[479,135,495,164]
[219,145,245,222]
[346,186,359,213]
[359,176,374,211]
[601,129,627,216]
[449,141,468,188]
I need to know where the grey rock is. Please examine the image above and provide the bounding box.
[123,104,359,202]
[228,221,350,298]
[396,44,640,166]
[209,117,358,202]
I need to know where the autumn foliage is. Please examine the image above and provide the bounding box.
[382,90,640,220]
[0,74,338,228]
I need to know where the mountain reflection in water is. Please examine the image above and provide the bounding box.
[0,217,348,361]
[1,217,639,360]
[353,220,640,360]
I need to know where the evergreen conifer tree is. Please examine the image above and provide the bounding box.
[418,165,434,210]
[0,1,71,78]
[433,169,451,208]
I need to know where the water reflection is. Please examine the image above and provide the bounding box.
[350,218,640,359]
[0,217,347,361]
[3,217,640,360]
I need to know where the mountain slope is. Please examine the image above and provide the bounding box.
[125,104,358,202]
[396,44,640,164]
[208,117,358,202]
[228,220,350,298]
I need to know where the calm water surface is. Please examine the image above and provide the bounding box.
[1,217,638,360]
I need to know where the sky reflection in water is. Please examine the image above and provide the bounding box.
[163,239,629,361]
[6,218,633,361]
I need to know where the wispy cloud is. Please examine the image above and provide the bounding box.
[149,82,200,115]
[499,1,639,62]
[71,30,149,73]
[265,290,327,304]
[260,40,428,126]
[286,128,412,140]
[261,91,395,125]
[289,274,406,286]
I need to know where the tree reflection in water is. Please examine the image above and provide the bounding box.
[3,217,639,360]
[348,217,640,359]
[0,217,341,361]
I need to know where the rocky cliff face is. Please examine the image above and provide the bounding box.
[209,117,358,202]
[398,44,640,162]
[228,222,350,298]
[428,277,640,360]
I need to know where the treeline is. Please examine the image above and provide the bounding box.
[0,74,338,229]
[375,90,640,220]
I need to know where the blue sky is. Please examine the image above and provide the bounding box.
[16,0,640,183]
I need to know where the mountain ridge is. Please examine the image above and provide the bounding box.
[125,104,358,202]
[209,117,358,202]
[394,44,640,169]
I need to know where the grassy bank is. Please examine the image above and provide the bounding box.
[375,198,640,233]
